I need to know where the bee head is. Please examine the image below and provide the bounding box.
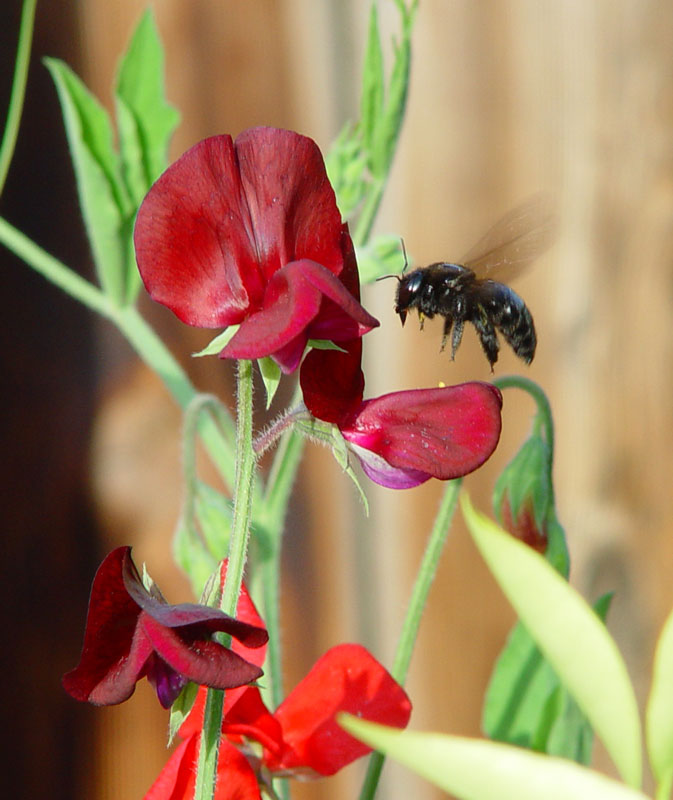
[394,270,425,325]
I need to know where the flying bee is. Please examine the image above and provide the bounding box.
[387,195,555,369]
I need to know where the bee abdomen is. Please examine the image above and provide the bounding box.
[484,283,537,364]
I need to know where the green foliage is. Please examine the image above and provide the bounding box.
[258,357,281,410]
[168,681,198,745]
[462,495,642,788]
[342,717,650,800]
[483,593,613,764]
[647,607,673,795]
[45,10,178,306]
[356,234,407,284]
[325,1,418,247]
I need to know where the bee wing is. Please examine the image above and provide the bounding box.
[460,193,556,282]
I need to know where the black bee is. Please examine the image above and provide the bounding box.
[391,196,554,369]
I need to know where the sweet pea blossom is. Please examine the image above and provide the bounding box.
[300,342,503,489]
[62,547,268,708]
[134,127,378,373]
[146,644,411,798]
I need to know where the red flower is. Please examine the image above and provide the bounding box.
[134,127,378,373]
[145,645,411,799]
[62,547,268,708]
[145,579,411,798]
[300,344,503,489]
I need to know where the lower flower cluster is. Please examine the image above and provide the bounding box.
[63,549,411,798]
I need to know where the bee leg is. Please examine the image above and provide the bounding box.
[473,312,499,370]
[418,310,425,331]
[450,319,464,361]
[440,316,454,352]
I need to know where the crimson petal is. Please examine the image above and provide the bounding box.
[134,128,346,329]
[220,259,378,372]
[340,383,503,483]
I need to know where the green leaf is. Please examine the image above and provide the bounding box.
[258,357,281,409]
[647,606,673,785]
[462,495,642,788]
[192,326,239,357]
[370,1,416,177]
[115,10,179,194]
[194,481,232,560]
[45,57,131,304]
[360,4,384,155]
[340,717,650,800]
[306,339,348,353]
[169,681,198,745]
[324,122,368,220]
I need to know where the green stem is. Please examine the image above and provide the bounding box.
[353,179,384,247]
[358,479,462,800]
[0,215,113,317]
[194,360,257,800]
[221,358,256,615]
[257,429,304,710]
[0,0,37,196]
[493,375,554,455]
[114,306,237,490]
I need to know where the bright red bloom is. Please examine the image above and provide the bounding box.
[145,580,411,799]
[62,547,268,708]
[146,645,411,799]
[134,127,378,373]
[300,344,503,489]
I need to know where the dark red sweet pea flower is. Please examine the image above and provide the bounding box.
[134,127,378,373]
[62,547,268,709]
[145,644,411,799]
[300,344,503,489]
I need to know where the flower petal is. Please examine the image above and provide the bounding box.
[134,127,346,330]
[220,260,378,373]
[340,383,503,482]
[300,340,365,423]
[140,613,264,703]
[266,644,411,776]
[62,547,142,703]
[144,736,261,800]
[122,553,268,649]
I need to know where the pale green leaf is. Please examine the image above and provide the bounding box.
[646,607,673,784]
[168,681,198,745]
[115,10,179,190]
[356,234,406,284]
[340,717,650,800]
[45,57,130,303]
[192,326,238,357]
[360,3,384,155]
[258,357,281,409]
[462,495,642,788]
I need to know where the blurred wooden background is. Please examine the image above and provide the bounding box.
[3,1,673,798]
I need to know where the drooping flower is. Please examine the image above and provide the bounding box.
[145,644,412,799]
[300,341,503,489]
[62,547,268,708]
[134,127,378,373]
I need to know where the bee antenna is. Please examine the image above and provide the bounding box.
[400,237,409,273]
[374,237,409,282]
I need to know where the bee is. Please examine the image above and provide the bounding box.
[390,196,554,369]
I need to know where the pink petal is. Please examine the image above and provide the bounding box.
[340,383,503,482]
